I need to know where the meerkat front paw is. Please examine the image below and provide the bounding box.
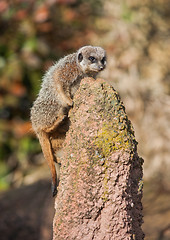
[62,97,73,108]
[65,97,73,107]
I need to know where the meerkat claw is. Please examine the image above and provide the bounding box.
[52,182,58,197]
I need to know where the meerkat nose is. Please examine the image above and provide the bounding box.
[100,66,104,70]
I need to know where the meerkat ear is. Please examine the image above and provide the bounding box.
[78,52,83,62]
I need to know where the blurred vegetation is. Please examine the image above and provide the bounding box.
[0,0,104,190]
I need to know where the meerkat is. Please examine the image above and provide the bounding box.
[30,45,107,196]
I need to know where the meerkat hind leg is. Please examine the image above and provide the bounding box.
[38,112,70,196]
[37,115,69,196]
[44,111,66,133]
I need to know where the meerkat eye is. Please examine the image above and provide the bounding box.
[88,56,96,63]
[101,56,106,65]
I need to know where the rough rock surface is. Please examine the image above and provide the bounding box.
[53,77,144,240]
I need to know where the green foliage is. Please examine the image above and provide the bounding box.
[121,2,134,22]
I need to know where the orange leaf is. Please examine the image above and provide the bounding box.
[0,0,8,13]
[15,9,28,21]
[13,121,33,137]
[10,83,26,97]
[34,4,49,23]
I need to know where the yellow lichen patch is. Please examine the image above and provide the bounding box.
[95,121,135,157]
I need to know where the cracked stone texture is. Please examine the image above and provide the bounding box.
[53,77,144,240]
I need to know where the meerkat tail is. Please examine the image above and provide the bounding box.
[37,130,58,196]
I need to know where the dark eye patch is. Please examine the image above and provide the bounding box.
[88,56,96,63]
[101,56,106,65]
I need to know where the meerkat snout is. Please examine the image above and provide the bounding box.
[99,65,104,70]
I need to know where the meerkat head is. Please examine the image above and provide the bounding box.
[77,46,107,76]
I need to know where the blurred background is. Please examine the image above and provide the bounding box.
[0,0,169,239]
